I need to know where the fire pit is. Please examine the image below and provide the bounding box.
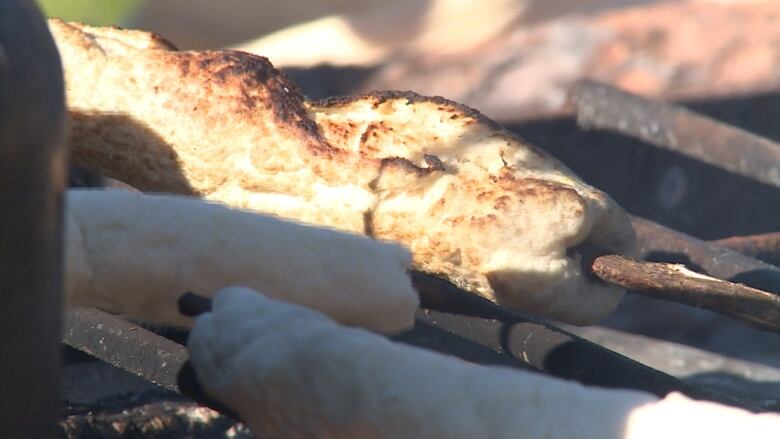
[4,1,780,436]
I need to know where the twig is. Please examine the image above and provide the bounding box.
[591,255,780,334]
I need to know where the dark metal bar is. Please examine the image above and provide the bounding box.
[417,309,762,411]
[63,307,189,392]
[405,278,764,410]
[591,254,780,333]
[713,232,780,267]
[176,290,532,371]
[572,80,780,189]
[395,319,534,370]
[632,216,780,294]
[0,0,67,437]
[412,271,532,322]
[177,292,762,411]
[64,292,535,399]
[178,291,213,317]
[570,324,780,380]
[567,325,780,410]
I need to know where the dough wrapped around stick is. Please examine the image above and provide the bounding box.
[187,287,780,439]
[51,19,636,325]
[65,189,418,332]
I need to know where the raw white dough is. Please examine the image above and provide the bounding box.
[188,287,780,438]
[65,189,418,333]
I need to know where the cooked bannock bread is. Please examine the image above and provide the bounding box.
[51,19,636,324]
[65,189,418,332]
[187,287,780,439]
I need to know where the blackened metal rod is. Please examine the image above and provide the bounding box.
[417,308,762,411]
[62,307,189,392]
[178,292,762,411]
[64,292,535,398]
[631,216,780,293]
[406,275,762,411]
[713,232,780,267]
[572,80,780,189]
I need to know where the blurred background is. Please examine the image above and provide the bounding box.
[38,0,660,48]
[37,0,780,119]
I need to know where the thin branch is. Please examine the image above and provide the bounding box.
[591,255,780,334]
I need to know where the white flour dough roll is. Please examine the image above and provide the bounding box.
[64,189,418,332]
[188,287,780,439]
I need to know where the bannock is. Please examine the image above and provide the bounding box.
[52,19,635,324]
[65,189,418,332]
[187,287,780,439]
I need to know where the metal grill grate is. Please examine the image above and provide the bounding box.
[56,80,780,435]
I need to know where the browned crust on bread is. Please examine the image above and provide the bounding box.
[314,90,502,131]
[107,24,179,51]
[176,52,315,130]
[53,20,636,324]
[58,20,179,51]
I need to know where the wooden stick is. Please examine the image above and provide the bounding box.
[591,255,780,334]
